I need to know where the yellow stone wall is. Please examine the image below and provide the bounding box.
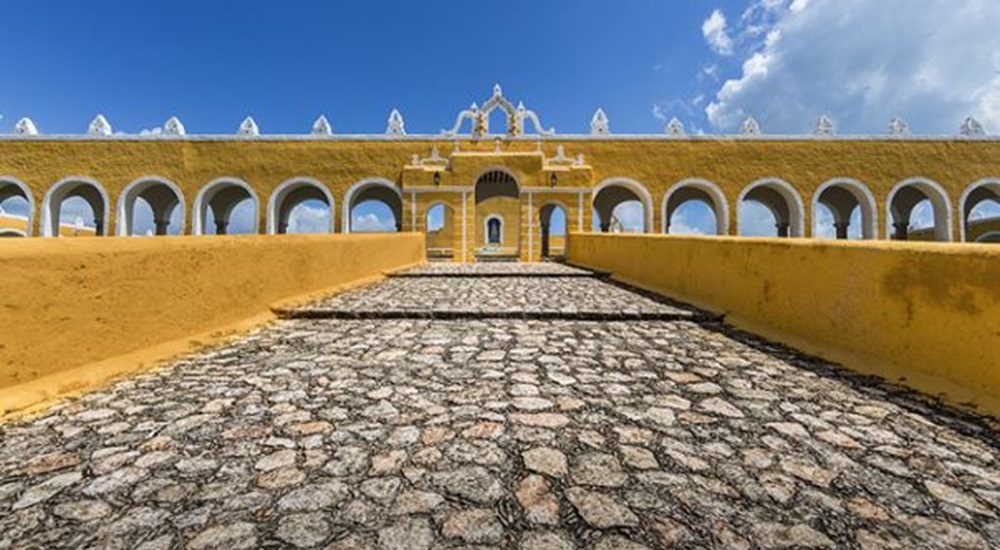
[2,138,999,260]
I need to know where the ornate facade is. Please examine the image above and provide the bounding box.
[1,85,999,260]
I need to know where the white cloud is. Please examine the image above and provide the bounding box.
[702,9,734,56]
[287,203,331,233]
[352,212,395,232]
[739,201,777,236]
[705,0,1000,134]
[612,201,645,232]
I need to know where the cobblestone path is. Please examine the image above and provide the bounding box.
[2,264,999,549]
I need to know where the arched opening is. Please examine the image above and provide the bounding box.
[193,178,259,235]
[976,231,1000,243]
[117,177,185,236]
[662,179,728,235]
[343,179,402,233]
[737,179,805,237]
[812,179,877,239]
[0,178,34,236]
[539,203,568,259]
[475,169,520,259]
[593,178,652,233]
[887,178,952,242]
[267,178,334,234]
[0,229,26,237]
[425,202,455,260]
[959,179,1000,243]
[41,178,109,237]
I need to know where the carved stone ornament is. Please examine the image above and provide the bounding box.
[88,114,112,136]
[238,116,260,136]
[960,116,985,137]
[888,117,910,135]
[312,115,332,136]
[386,109,406,136]
[666,117,686,136]
[814,115,835,136]
[163,116,186,136]
[741,116,761,135]
[14,117,39,135]
[443,84,553,138]
[590,108,610,135]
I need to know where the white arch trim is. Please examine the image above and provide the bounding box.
[976,231,1000,243]
[473,165,522,189]
[266,177,336,235]
[592,177,655,233]
[483,214,504,245]
[0,228,26,237]
[342,177,401,233]
[0,176,36,237]
[40,176,111,237]
[885,177,953,242]
[661,178,729,236]
[191,177,260,235]
[811,177,879,240]
[116,176,186,236]
[736,177,806,237]
[958,178,1000,242]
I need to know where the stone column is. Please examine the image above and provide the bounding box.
[776,223,790,238]
[94,219,104,236]
[540,222,550,258]
[834,222,850,240]
[892,222,909,241]
[215,219,229,235]
[154,219,170,236]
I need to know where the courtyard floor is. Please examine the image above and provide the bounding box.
[1,264,998,549]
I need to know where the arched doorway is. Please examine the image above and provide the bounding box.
[343,178,402,233]
[812,179,877,239]
[887,178,952,242]
[0,178,34,236]
[592,178,653,233]
[41,177,110,237]
[425,202,456,260]
[117,177,186,236]
[539,203,568,259]
[737,179,805,237]
[193,178,259,235]
[267,178,335,234]
[976,232,1000,243]
[475,169,520,260]
[959,179,1000,243]
[662,179,728,235]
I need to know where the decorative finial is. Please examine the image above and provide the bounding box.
[960,116,985,137]
[163,116,186,136]
[888,117,910,136]
[494,137,502,154]
[88,114,112,136]
[386,109,406,136]
[741,116,761,135]
[493,83,503,97]
[312,115,332,136]
[666,117,686,136]
[14,117,38,135]
[238,116,260,136]
[814,115,835,136]
[590,108,610,135]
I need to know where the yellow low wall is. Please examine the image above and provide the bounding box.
[568,234,1000,415]
[0,233,424,416]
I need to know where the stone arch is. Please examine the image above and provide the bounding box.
[41,177,111,237]
[192,177,260,235]
[0,177,35,236]
[812,178,878,240]
[539,200,569,258]
[267,177,335,234]
[0,228,26,237]
[661,178,728,235]
[737,178,806,237]
[976,231,1000,243]
[592,177,654,233]
[116,176,186,236]
[425,201,456,258]
[958,179,1000,242]
[886,177,952,242]
[342,178,402,233]
[475,169,520,255]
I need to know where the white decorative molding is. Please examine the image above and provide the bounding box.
[410,146,447,167]
[312,115,332,136]
[741,116,761,135]
[15,117,38,135]
[386,109,406,136]
[814,115,835,136]
[238,116,259,136]
[443,84,553,138]
[163,116,186,136]
[666,117,686,137]
[88,115,112,136]
[590,108,610,135]
[960,116,985,137]
[888,117,909,136]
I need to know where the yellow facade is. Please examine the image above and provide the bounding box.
[1,135,999,261]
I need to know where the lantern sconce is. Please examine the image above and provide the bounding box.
[549,172,558,187]
[433,171,442,186]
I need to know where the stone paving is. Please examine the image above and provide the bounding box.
[1,264,999,549]
[393,264,596,277]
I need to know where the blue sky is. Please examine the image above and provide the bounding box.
[2,0,999,235]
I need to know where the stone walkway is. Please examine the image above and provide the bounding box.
[1,264,999,549]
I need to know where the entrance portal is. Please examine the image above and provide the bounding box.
[475,170,520,261]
